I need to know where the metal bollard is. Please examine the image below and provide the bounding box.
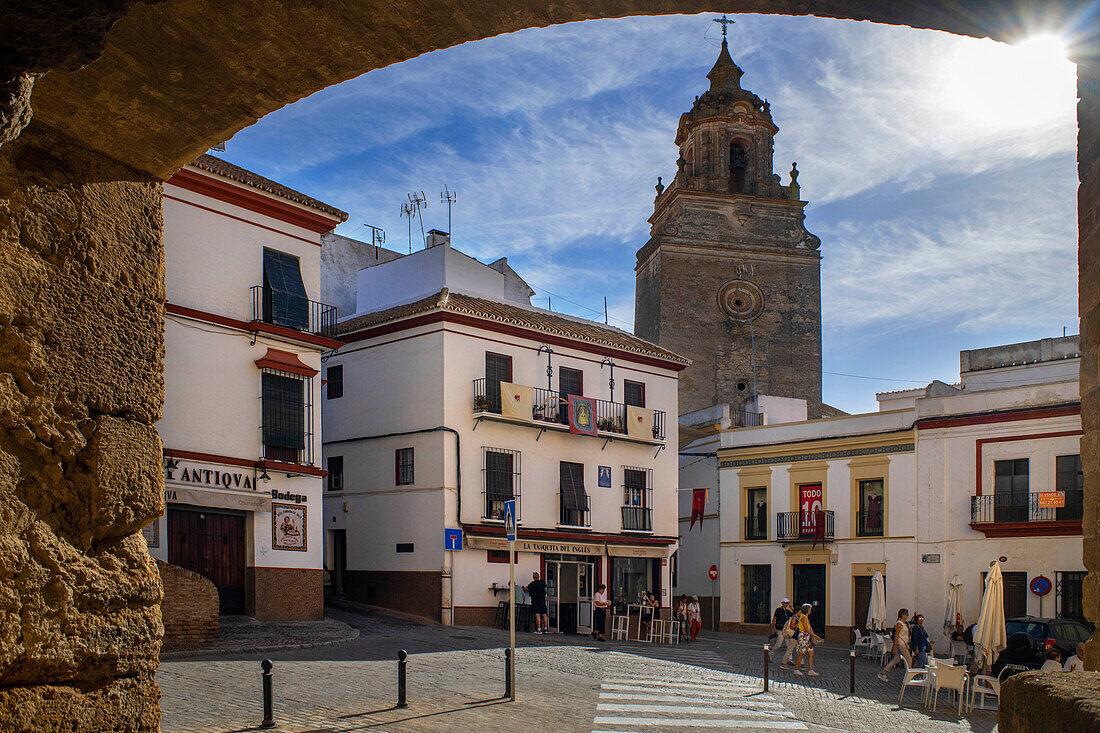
[504,647,514,700]
[259,659,275,729]
[763,644,770,692]
[849,650,856,694]
[397,649,408,708]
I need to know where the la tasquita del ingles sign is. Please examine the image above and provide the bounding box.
[466,536,603,555]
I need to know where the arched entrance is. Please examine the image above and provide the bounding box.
[0,3,1096,731]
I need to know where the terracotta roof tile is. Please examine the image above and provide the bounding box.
[338,289,690,367]
[191,154,348,220]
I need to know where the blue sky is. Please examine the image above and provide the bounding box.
[223,14,1079,414]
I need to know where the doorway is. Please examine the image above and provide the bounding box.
[852,574,885,631]
[331,529,347,597]
[545,558,594,634]
[167,506,247,615]
[792,563,826,633]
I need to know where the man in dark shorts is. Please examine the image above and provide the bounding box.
[525,572,548,634]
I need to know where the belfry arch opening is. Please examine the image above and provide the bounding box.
[1,3,1096,732]
[730,141,747,193]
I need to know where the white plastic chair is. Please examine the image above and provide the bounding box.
[663,620,680,645]
[852,628,873,656]
[872,634,890,665]
[611,615,629,641]
[647,618,664,644]
[897,654,933,708]
[969,666,1008,712]
[931,663,968,715]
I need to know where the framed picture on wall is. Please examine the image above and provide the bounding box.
[272,503,307,551]
[141,516,159,548]
[598,466,612,488]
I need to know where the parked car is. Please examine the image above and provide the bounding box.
[992,616,1093,674]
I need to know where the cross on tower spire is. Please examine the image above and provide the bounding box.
[713,14,735,41]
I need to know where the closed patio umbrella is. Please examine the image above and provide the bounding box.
[944,574,962,636]
[973,562,1007,673]
[867,570,887,632]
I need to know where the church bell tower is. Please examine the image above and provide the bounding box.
[635,32,823,417]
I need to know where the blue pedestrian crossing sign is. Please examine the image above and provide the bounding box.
[444,528,462,551]
[503,500,517,542]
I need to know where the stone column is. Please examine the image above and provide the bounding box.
[0,123,164,732]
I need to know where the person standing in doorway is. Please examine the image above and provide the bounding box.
[878,608,911,681]
[688,596,702,642]
[525,572,548,634]
[770,598,794,647]
[792,603,823,676]
[592,583,610,642]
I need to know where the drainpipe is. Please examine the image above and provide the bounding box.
[324,426,461,624]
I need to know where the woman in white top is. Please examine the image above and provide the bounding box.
[878,608,912,681]
[1040,648,1063,672]
[687,596,702,642]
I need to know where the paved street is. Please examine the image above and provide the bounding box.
[157,609,998,733]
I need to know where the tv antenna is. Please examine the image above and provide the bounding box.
[407,191,427,250]
[362,223,385,259]
[441,185,457,238]
[400,201,415,254]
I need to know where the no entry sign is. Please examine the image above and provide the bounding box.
[708,565,719,580]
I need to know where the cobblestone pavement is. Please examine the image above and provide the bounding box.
[157,609,998,733]
[161,615,359,658]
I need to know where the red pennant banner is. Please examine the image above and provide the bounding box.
[690,488,707,530]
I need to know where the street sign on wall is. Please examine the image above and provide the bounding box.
[503,500,516,542]
[444,528,462,551]
[1030,575,1052,596]
[708,565,719,580]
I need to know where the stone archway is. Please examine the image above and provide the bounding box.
[0,2,1096,731]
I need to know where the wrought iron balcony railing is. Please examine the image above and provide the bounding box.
[970,490,1084,524]
[251,285,337,337]
[856,509,885,537]
[776,510,835,543]
[621,506,652,532]
[472,378,666,441]
[744,515,768,540]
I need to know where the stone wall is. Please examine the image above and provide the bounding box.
[0,123,165,732]
[1000,672,1100,732]
[157,560,218,648]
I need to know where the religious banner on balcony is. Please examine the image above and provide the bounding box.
[626,405,655,440]
[499,381,533,421]
[690,488,707,530]
[567,394,598,436]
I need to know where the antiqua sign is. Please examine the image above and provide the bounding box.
[164,457,255,490]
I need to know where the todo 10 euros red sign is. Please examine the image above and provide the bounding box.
[800,483,823,534]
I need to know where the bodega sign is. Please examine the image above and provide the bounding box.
[164,457,256,490]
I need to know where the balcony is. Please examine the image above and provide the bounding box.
[621,506,652,532]
[734,408,765,427]
[775,510,834,543]
[744,515,767,541]
[251,285,337,338]
[472,378,666,442]
[560,505,590,529]
[970,491,1084,537]
[856,509,885,537]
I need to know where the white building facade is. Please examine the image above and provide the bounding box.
[680,336,1085,643]
[150,155,345,621]
[322,236,687,629]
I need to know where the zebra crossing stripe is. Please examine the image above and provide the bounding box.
[601,681,760,693]
[598,692,783,707]
[597,703,795,717]
[592,717,808,729]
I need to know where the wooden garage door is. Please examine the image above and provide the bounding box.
[168,507,247,615]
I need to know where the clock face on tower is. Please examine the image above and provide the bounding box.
[717,279,765,322]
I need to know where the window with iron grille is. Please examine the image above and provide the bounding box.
[484,447,520,520]
[327,456,343,492]
[559,461,589,526]
[395,447,414,486]
[1056,455,1084,520]
[993,458,1029,522]
[624,380,645,408]
[742,564,771,624]
[485,352,512,413]
[261,369,312,464]
[857,478,884,537]
[326,365,343,400]
[621,466,652,531]
[1056,571,1087,624]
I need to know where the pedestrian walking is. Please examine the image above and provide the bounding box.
[688,596,702,641]
[780,609,800,669]
[592,583,610,642]
[792,603,823,676]
[769,598,794,647]
[877,608,911,680]
[910,614,931,667]
[524,572,549,634]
